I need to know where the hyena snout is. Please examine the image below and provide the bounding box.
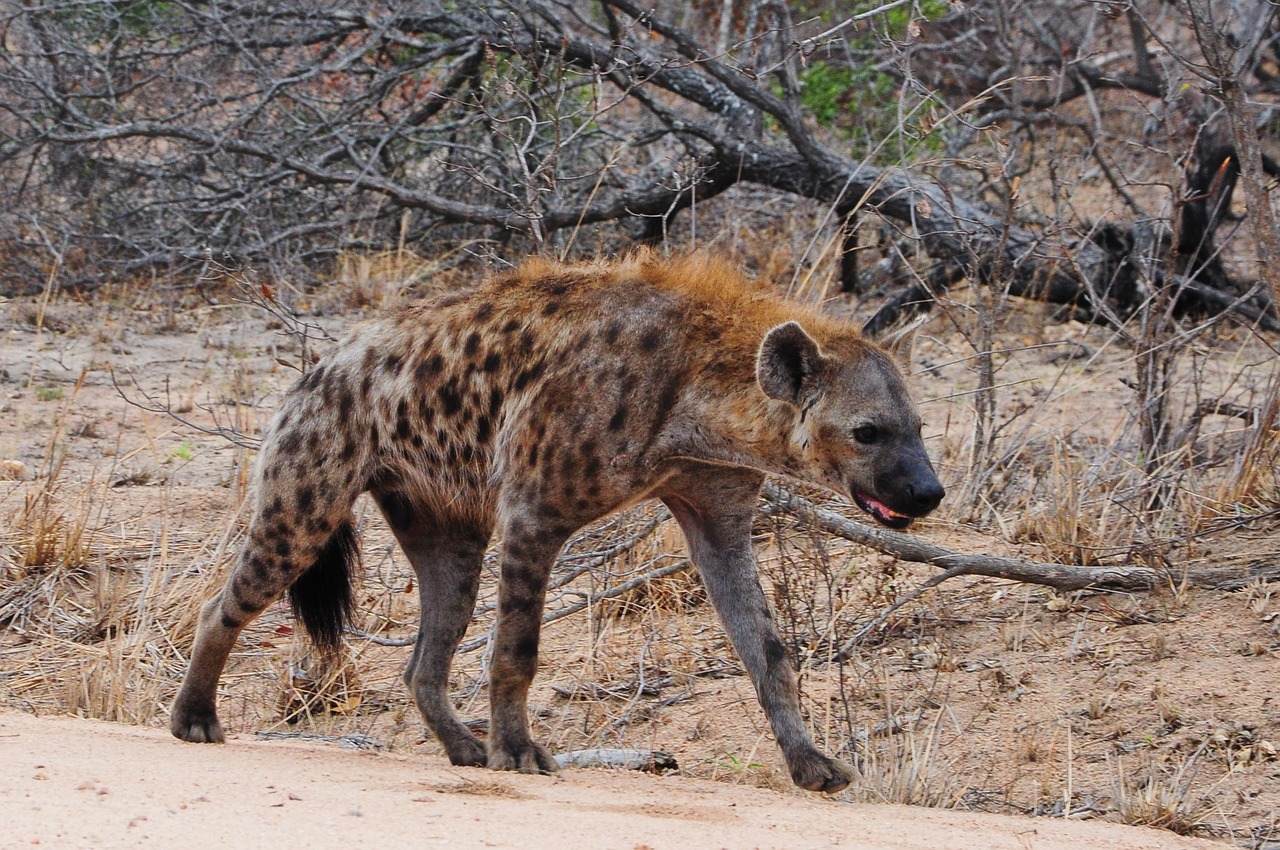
[855,455,945,529]
[905,471,945,514]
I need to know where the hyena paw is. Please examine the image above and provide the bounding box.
[169,703,225,744]
[444,734,488,768]
[789,750,855,793]
[487,738,559,775]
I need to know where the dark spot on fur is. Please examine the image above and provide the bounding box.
[411,434,424,449]
[249,554,271,579]
[437,378,463,416]
[221,612,241,629]
[502,319,520,334]
[488,387,503,417]
[763,634,789,668]
[261,499,280,523]
[340,438,356,461]
[482,352,502,373]
[476,415,492,444]
[608,405,628,432]
[338,387,354,419]
[274,539,291,558]
[653,373,682,426]
[385,353,403,375]
[528,443,539,468]
[297,486,315,513]
[464,331,481,357]
[604,321,622,345]
[640,328,661,352]
[417,353,444,381]
[583,455,601,478]
[307,432,320,452]
[542,300,560,316]
[475,303,494,321]
[281,430,302,454]
[302,365,326,390]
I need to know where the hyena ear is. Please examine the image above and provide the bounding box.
[874,314,929,372]
[757,321,826,406]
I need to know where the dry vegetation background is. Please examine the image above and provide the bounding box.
[2,0,1280,847]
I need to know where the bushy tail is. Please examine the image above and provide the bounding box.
[288,519,359,652]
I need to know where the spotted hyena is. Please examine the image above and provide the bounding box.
[170,252,944,792]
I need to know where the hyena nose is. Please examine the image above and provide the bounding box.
[909,478,945,514]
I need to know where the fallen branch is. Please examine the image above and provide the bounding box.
[761,483,1280,595]
[553,748,678,773]
[759,483,1168,592]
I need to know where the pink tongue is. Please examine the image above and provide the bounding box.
[863,495,906,519]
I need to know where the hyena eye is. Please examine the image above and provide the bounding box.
[853,425,879,445]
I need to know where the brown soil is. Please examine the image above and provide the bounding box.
[2,282,1278,847]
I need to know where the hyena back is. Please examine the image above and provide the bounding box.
[170,252,944,792]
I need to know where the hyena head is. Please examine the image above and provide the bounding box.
[757,320,944,529]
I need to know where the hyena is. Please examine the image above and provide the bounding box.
[170,252,944,792]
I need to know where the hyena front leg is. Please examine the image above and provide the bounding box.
[661,467,856,793]
[485,510,572,774]
[377,495,492,767]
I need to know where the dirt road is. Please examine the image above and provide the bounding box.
[0,712,1221,850]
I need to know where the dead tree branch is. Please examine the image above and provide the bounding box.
[2,0,1272,329]
[760,483,1170,593]
[763,483,1280,593]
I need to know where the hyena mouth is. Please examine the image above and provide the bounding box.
[853,492,915,530]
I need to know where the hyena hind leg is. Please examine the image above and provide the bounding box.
[170,514,361,743]
[381,499,491,768]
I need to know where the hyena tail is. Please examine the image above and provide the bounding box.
[288,519,360,652]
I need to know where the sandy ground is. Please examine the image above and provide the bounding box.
[0,711,1224,850]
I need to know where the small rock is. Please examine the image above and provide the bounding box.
[1,459,30,480]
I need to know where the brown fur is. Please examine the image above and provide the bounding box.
[170,251,944,792]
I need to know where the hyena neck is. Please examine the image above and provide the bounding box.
[664,384,808,479]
